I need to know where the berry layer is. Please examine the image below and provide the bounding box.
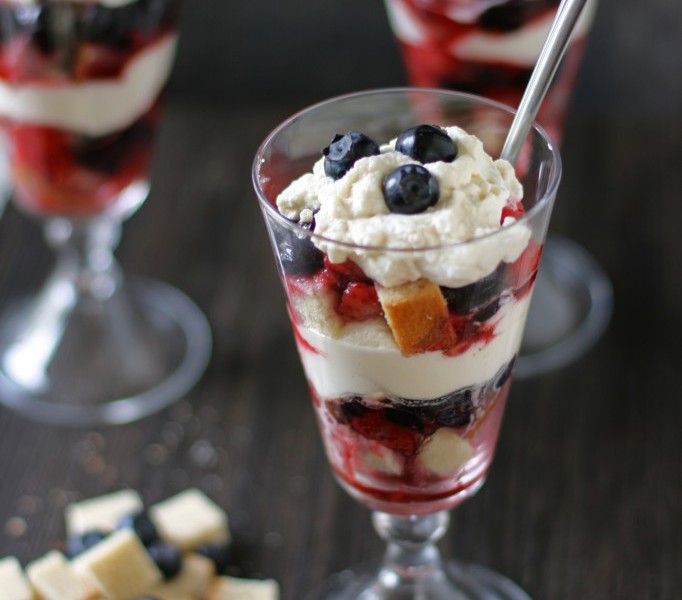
[311,361,513,514]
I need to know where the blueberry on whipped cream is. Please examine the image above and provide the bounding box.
[383,164,439,214]
[395,124,458,164]
[323,131,380,180]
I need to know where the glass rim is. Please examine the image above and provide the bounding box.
[252,87,562,254]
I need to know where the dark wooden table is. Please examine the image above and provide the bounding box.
[0,2,681,593]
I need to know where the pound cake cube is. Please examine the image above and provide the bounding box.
[65,489,143,536]
[150,489,229,551]
[208,575,279,600]
[0,556,34,600]
[376,279,455,355]
[72,529,162,599]
[148,553,215,600]
[289,285,344,338]
[417,429,474,476]
[26,551,97,600]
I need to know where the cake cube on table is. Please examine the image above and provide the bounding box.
[72,529,162,599]
[150,489,229,551]
[148,553,215,600]
[208,575,279,600]
[65,489,143,535]
[26,551,97,600]
[0,556,34,600]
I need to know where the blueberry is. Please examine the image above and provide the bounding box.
[147,542,183,580]
[478,0,554,33]
[277,217,324,276]
[80,5,136,49]
[195,542,230,574]
[17,5,55,55]
[74,119,154,174]
[117,511,159,547]
[434,389,474,428]
[323,132,380,180]
[338,398,369,423]
[65,530,108,559]
[395,125,457,164]
[441,263,506,314]
[383,165,439,215]
[385,406,423,429]
[494,358,516,389]
[472,298,501,323]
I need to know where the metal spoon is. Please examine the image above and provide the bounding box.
[500,0,589,163]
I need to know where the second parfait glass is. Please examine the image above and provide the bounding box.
[383,0,612,379]
[254,89,560,599]
[0,0,211,425]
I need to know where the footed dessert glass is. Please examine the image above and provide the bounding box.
[0,0,211,425]
[383,0,612,378]
[253,89,560,599]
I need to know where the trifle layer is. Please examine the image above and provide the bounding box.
[0,1,180,215]
[287,247,535,513]
[272,124,541,514]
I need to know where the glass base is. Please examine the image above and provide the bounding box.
[515,235,613,379]
[305,561,530,600]
[0,276,211,426]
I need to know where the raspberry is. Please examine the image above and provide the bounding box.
[500,197,524,223]
[337,282,383,322]
[348,409,423,456]
[323,257,370,282]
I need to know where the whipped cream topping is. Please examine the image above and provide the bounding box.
[296,295,530,400]
[0,34,177,136]
[277,126,528,288]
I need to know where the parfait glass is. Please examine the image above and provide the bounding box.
[0,0,211,426]
[383,0,612,378]
[253,89,560,599]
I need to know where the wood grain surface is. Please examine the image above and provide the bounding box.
[0,0,681,597]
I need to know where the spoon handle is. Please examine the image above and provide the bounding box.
[500,0,589,164]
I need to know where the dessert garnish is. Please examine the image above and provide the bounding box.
[323,131,380,180]
[395,124,457,163]
[382,164,439,214]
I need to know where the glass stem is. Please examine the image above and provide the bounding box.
[372,511,450,597]
[44,216,122,300]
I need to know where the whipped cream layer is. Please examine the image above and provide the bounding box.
[385,0,597,67]
[278,126,528,288]
[296,295,530,400]
[0,34,177,136]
